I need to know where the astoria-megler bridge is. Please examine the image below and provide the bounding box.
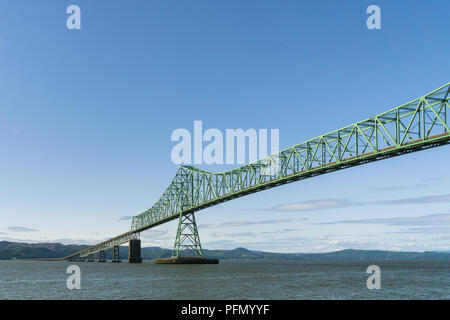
[64,83,450,264]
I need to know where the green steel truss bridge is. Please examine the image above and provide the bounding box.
[65,83,450,261]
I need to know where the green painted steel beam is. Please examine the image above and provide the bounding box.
[130,83,450,231]
[64,83,450,260]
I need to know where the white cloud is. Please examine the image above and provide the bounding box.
[273,199,351,212]
[272,193,450,213]
[200,218,306,229]
[8,226,37,232]
[210,231,255,238]
[117,216,134,221]
[319,214,450,226]
[141,228,168,239]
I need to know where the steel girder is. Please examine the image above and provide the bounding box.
[64,83,449,261]
[131,83,450,231]
[173,212,203,258]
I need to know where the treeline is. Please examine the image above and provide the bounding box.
[1,241,450,260]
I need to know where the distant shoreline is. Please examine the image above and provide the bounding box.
[1,241,450,261]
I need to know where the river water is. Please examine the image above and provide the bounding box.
[0,260,448,299]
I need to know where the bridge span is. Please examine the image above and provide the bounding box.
[64,83,450,263]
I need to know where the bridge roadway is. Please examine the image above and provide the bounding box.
[63,82,450,261]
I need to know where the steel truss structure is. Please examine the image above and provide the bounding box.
[173,212,203,257]
[64,83,450,260]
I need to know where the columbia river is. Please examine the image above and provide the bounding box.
[0,260,448,299]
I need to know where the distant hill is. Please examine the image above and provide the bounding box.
[202,247,450,261]
[434,250,450,254]
[1,241,450,261]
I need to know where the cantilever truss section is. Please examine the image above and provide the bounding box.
[64,83,450,260]
[131,83,450,231]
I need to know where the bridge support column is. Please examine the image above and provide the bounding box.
[173,212,203,258]
[155,212,218,264]
[97,250,106,262]
[128,239,142,263]
[87,254,94,262]
[112,246,121,262]
[68,254,80,262]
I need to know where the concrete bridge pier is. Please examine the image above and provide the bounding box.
[97,250,106,262]
[128,239,142,263]
[68,254,80,262]
[112,246,121,262]
[86,254,94,262]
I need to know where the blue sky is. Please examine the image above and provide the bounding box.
[0,0,449,252]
